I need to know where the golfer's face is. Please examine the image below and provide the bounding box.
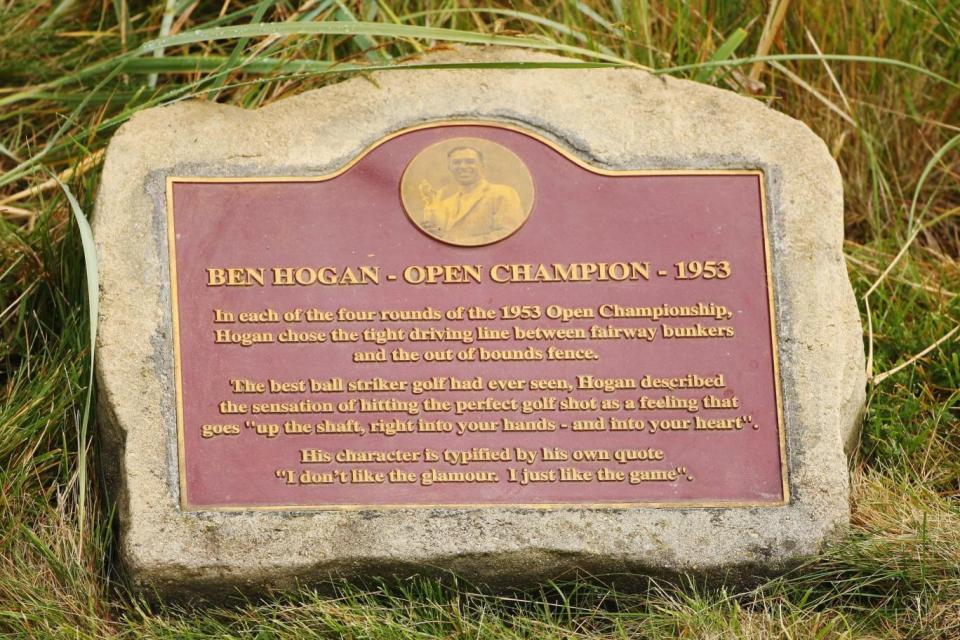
[448,149,483,186]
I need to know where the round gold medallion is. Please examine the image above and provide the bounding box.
[400,137,535,246]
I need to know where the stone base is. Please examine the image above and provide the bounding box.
[94,46,865,598]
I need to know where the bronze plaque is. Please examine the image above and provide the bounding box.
[167,122,787,510]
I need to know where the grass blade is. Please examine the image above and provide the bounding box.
[695,27,748,84]
[51,175,98,552]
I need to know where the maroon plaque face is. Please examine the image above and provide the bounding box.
[167,122,787,510]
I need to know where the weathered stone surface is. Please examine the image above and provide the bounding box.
[94,46,865,597]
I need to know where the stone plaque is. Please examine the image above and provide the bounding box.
[95,47,865,597]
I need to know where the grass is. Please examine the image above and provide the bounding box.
[1,0,958,637]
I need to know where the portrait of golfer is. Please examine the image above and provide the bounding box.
[402,137,534,246]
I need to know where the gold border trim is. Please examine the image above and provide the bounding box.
[165,119,789,513]
[166,178,189,507]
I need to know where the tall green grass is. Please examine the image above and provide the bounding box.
[1,1,958,637]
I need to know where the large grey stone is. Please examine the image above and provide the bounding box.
[94,46,865,597]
